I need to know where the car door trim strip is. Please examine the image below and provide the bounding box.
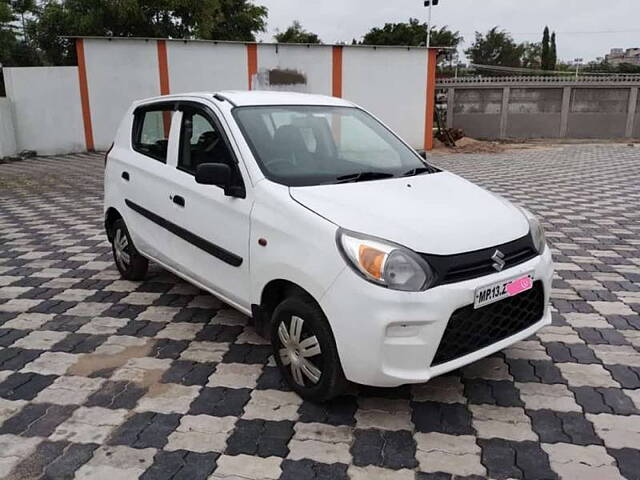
[125,199,243,267]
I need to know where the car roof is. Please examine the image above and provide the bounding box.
[137,90,355,108]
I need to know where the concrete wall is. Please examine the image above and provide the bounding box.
[167,41,248,94]
[342,47,428,148]
[3,38,434,155]
[84,39,161,150]
[3,66,85,155]
[441,79,640,140]
[0,98,17,158]
[256,43,333,96]
[452,89,502,139]
[507,88,562,138]
[635,91,640,138]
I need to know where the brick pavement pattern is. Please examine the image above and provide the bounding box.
[0,144,639,479]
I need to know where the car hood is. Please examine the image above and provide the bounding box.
[289,172,529,255]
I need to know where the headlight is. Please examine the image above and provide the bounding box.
[336,229,435,291]
[520,208,546,254]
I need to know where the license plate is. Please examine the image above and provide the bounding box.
[474,273,534,309]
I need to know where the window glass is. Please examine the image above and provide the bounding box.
[178,110,234,176]
[233,106,427,187]
[132,108,173,162]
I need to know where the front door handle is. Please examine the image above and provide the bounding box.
[171,195,185,207]
[122,171,130,181]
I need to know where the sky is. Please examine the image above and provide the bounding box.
[256,0,640,63]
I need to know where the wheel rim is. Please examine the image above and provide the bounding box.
[278,315,322,386]
[114,228,131,270]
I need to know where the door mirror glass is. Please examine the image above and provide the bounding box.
[195,163,231,187]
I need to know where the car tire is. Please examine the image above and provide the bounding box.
[271,295,347,402]
[111,219,148,281]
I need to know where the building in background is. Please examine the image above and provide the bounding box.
[606,48,640,66]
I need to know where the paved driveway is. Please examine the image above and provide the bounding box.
[0,145,639,480]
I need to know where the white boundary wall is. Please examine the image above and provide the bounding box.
[3,38,434,154]
[0,98,17,158]
[343,47,427,148]
[4,66,85,155]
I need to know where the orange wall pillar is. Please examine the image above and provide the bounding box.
[75,39,95,152]
[424,48,437,151]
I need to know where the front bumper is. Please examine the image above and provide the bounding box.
[319,247,554,387]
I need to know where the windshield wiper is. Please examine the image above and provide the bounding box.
[334,171,396,184]
[402,166,437,177]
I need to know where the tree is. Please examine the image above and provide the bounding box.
[541,26,550,70]
[274,20,321,44]
[26,0,268,66]
[360,18,462,49]
[465,27,525,69]
[521,42,542,69]
[550,32,557,70]
[206,0,267,41]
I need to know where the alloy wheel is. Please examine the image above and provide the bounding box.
[114,228,131,270]
[278,315,323,386]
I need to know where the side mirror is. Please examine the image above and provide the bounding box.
[196,163,231,186]
[195,163,245,198]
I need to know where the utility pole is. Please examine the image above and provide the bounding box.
[424,0,439,49]
[574,58,583,81]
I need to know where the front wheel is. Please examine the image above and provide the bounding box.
[271,296,347,402]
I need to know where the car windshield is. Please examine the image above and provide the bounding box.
[233,105,433,186]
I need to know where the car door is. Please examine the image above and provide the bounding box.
[119,101,180,265]
[164,101,253,310]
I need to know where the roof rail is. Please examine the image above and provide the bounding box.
[213,93,237,107]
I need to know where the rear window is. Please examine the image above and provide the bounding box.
[132,106,174,162]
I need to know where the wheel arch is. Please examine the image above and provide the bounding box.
[104,207,123,242]
[252,278,324,337]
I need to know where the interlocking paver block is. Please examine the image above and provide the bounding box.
[542,443,623,480]
[211,453,282,479]
[74,445,156,479]
[471,404,538,441]
[557,362,620,388]
[165,414,236,453]
[516,382,581,412]
[50,406,128,443]
[587,413,640,449]
[415,432,486,477]
[242,390,302,421]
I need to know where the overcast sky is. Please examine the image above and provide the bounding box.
[257,0,640,63]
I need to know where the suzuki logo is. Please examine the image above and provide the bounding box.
[492,250,506,272]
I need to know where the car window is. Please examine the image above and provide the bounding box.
[178,108,239,185]
[132,107,174,162]
[233,106,427,187]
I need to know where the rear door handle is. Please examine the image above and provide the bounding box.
[171,195,185,207]
[121,171,130,181]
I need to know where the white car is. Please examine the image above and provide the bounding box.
[104,91,553,401]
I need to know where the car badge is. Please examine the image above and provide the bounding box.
[491,250,506,272]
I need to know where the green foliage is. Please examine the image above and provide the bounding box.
[521,42,542,69]
[541,26,550,70]
[6,0,268,66]
[465,27,525,69]
[360,18,462,49]
[583,60,640,74]
[550,32,557,70]
[273,20,321,44]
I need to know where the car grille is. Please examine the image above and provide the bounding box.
[420,234,538,287]
[430,281,545,367]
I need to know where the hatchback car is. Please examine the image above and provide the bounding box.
[104,91,553,401]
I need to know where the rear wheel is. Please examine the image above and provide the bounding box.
[271,296,347,402]
[111,219,148,280]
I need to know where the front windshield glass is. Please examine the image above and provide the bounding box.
[233,105,432,186]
